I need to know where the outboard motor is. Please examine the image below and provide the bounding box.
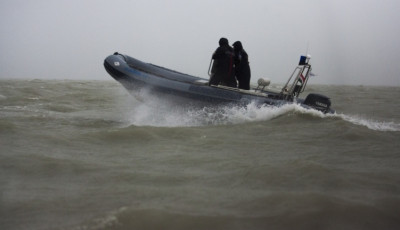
[304,93,332,113]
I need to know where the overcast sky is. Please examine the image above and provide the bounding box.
[1,0,399,86]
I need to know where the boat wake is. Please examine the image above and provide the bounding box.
[118,90,400,131]
[335,113,400,132]
[120,95,318,127]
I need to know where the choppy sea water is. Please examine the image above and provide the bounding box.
[0,79,399,230]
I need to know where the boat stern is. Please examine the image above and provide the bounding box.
[303,93,334,114]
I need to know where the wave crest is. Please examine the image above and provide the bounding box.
[119,91,400,131]
[337,114,400,132]
[123,98,325,127]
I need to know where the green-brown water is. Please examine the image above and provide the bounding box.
[1,80,399,230]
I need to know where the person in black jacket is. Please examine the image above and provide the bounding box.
[232,41,251,90]
[209,38,237,87]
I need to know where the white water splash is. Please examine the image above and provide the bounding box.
[118,89,400,131]
[123,98,323,127]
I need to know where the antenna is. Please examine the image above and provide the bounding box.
[305,41,310,55]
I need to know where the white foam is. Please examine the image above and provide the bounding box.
[122,97,325,127]
[337,114,400,132]
[291,104,400,132]
[117,89,400,131]
[72,207,127,230]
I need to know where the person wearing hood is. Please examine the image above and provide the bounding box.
[209,37,237,87]
[232,41,251,90]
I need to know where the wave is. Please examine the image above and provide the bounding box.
[336,114,400,132]
[70,195,400,230]
[122,98,324,127]
[3,79,397,132]
[121,95,400,132]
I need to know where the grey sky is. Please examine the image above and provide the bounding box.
[1,0,399,86]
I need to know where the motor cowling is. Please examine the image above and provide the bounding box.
[304,93,331,112]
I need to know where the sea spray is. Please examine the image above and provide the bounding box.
[120,93,400,132]
[122,98,326,127]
